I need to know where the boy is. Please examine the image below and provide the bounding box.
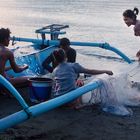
[42,37,76,73]
[0,28,29,87]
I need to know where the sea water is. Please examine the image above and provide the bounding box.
[0,1,140,56]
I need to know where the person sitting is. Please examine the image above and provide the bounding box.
[51,48,113,108]
[42,37,76,73]
[0,28,29,88]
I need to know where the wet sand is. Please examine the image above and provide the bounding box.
[0,88,140,140]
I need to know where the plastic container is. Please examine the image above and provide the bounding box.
[28,77,53,103]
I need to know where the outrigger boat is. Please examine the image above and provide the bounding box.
[8,24,132,77]
[0,24,137,132]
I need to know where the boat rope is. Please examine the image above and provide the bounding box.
[23,107,32,119]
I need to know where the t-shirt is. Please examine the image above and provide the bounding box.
[52,62,86,97]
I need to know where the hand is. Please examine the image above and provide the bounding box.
[23,64,28,70]
[76,79,84,87]
[106,71,113,75]
[5,66,12,71]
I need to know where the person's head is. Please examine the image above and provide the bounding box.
[0,28,11,46]
[53,48,66,64]
[123,8,139,26]
[59,38,70,50]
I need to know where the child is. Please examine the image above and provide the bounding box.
[52,48,113,108]
[42,37,76,73]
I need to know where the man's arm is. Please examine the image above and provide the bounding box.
[83,68,113,75]
[73,63,113,76]
[8,51,28,73]
[42,54,54,73]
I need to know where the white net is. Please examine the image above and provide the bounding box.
[82,63,140,116]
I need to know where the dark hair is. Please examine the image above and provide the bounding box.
[123,7,139,21]
[53,48,66,63]
[60,38,70,47]
[0,28,10,43]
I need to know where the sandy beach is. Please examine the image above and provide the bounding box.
[0,88,140,140]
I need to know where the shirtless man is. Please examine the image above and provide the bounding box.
[0,28,29,87]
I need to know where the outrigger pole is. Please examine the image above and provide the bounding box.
[11,37,132,64]
[0,75,101,132]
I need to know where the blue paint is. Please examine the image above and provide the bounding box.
[70,42,132,64]
[0,36,132,132]
[11,37,132,63]
[0,79,101,132]
[7,45,57,77]
[0,75,29,111]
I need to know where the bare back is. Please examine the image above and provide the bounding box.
[0,47,12,76]
[0,46,23,77]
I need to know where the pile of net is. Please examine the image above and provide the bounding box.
[82,64,140,116]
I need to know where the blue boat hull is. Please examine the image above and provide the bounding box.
[7,45,57,77]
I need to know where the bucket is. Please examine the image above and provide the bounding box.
[28,77,53,103]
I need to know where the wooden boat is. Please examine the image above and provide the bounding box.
[0,24,135,132]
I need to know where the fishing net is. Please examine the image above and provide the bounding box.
[82,64,140,116]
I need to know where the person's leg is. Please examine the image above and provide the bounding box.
[0,77,29,97]
[9,77,29,88]
[65,79,85,109]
